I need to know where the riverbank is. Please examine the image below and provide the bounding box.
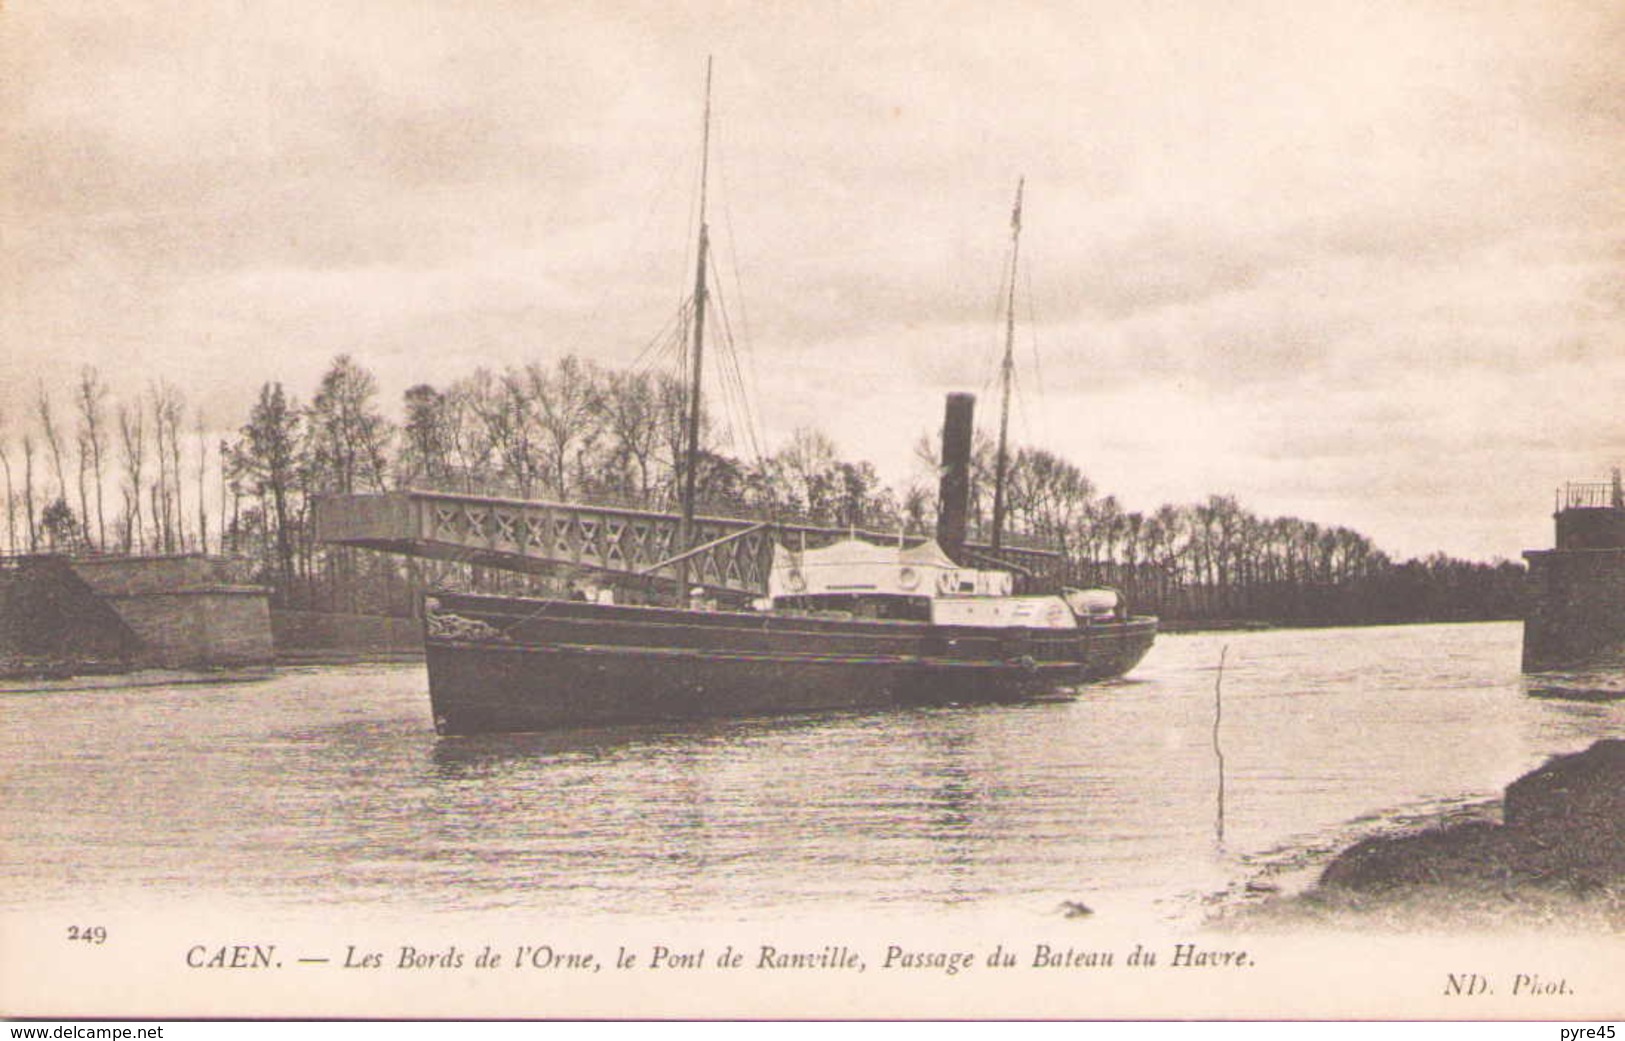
[0,606,424,685]
[0,665,279,695]
[1215,739,1625,931]
[0,649,421,690]
[1159,615,1523,634]
[1157,618,1278,634]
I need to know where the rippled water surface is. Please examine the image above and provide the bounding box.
[4,623,1622,921]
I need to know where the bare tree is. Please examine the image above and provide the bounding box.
[149,390,170,550]
[75,429,92,551]
[530,355,601,499]
[0,409,15,554]
[195,411,210,555]
[22,433,38,552]
[1005,446,1094,557]
[76,367,110,550]
[166,388,186,550]
[218,438,230,556]
[149,482,163,555]
[306,355,393,496]
[118,404,146,554]
[654,371,702,510]
[775,426,840,520]
[399,384,450,488]
[35,382,68,519]
[441,376,495,492]
[458,367,532,497]
[150,382,186,552]
[596,370,663,502]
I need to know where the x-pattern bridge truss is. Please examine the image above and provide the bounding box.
[315,490,1057,598]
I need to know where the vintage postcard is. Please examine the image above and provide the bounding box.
[1,0,1621,1022]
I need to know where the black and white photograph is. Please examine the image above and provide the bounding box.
[1,0,1622,1023]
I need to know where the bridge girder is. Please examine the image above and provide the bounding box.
[315,490,1059,597]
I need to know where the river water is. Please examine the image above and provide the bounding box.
[3,622,1622,925]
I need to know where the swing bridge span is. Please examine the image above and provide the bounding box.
[314,489,1059,598]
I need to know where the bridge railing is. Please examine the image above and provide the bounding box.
[401,477,1059,552]
[1561,482,1623,510]
[388,488,1061,559]
[315,488,1064,597]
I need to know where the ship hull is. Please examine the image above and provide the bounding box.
[423,591,1157,735]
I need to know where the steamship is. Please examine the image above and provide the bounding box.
[420,69,1157,736]
[424,392,1158,736]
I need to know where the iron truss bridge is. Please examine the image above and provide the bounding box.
[314,490,1060,598]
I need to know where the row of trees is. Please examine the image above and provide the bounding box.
[390,358,904,529]
[0,371,205,558]
[1,354,1525,625]
[925,440,1523,624]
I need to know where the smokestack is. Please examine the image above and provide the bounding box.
[936,392,975,558]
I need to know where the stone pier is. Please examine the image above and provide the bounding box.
[1522,475,1625,671]
[0,554,273,674]
[0,556,143,672]
[71,556,274,668]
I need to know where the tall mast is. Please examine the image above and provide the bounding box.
[990,176,1023,553]
[677,57,713,602]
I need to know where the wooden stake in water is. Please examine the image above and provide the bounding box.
[1214,645,1229,848]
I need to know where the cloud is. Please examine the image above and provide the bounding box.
[1,0,1620,564]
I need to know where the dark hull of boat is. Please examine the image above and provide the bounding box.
[422,591,1157,735]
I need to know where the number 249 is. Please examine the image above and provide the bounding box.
[67,926,107,945]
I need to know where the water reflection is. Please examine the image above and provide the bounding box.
[417,700,1076,912]
[909,723,981,905]
[1522,668,1625,703]
[1212,645,1229,851]
[427,711,865,776]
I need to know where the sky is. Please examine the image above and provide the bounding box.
[2,0,1622,563]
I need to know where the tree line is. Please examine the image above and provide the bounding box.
[0,370,204,559]
[0,355,1524,625]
